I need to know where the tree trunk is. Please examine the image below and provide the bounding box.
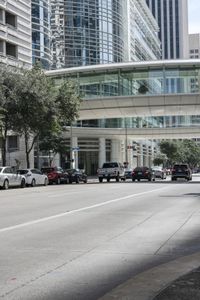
[25,134,30,168]
[1,128,7,166]
[1,137,6,166]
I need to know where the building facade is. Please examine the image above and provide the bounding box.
[127,0,161,61]
[51,0,127,69]
[146,0,189,59]
[0,0,33,168]
[48,0,162,173]
[32,0,51,69]
[0,0,32,68]
[189,34,200,59]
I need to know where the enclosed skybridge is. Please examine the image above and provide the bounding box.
[47,59,200,120]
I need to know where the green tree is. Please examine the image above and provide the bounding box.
[0,67,20,165]
[176,140,200,167]
[12,65,57,168]
[55,80,81,126]
[159,140,179,166]
[39,80,81,163]
[153,153,167,166]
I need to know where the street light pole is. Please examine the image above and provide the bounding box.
[70,124,73,169]
[125,118,128,165]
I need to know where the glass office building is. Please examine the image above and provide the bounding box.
[146,0,189,59]
[32,0,51,69]
[51,0,126,68]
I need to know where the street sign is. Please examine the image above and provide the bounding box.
[72,147,80,151]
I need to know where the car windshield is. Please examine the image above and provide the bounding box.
[102,163,118,168]
[17,170,28,174]
[174,164,188,170]
[41,168,55,173]
[66,169,76,174]
[134,167,147,171]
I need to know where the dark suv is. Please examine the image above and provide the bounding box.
[171,164,192,181]
[41,167,69,184]
[132,167,155,182]
[66,169,87,184]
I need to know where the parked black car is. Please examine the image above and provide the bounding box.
[66,169,87,184]
[171,164,192,181]
[132,167,155,182]
[41,166,69,184]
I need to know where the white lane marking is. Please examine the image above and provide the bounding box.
[0,187,167,233]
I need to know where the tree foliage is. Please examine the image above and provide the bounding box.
[0,67,20,165]
[153,153,167,166]
[0,65,81,167]
[159,139,200,168]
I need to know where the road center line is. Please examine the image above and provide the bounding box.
[0,187,167,233]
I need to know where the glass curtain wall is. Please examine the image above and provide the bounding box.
[32,0,51,69]
[63,0,126,68]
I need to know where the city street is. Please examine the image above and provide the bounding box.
[1,177,200,299]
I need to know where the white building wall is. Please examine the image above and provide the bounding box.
[189,34,200,59]
[0,0,32,68]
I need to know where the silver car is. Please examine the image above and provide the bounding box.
[0,166,26,189]
[17,169,48,187]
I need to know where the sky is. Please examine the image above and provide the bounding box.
[188,0,200,33]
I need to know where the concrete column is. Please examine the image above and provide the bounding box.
[111,139,121,162]
[138,142,143,166]
[99,137,106,168]
[71,136,78,169]
[127,138,134,168]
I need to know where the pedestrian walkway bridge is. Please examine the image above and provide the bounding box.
[47,59,200,120]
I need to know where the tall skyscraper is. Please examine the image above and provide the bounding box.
[32,0,51,69]
[146,0,189,59]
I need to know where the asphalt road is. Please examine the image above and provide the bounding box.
[1,176,200,300]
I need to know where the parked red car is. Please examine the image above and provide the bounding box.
[41,167,69,184]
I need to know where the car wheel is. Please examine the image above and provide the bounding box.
[116,175,119,182]
[31,179,36,187]
[3,179,9,190]
[44,178,48,186]
[84,178,87,183]
[76,177,80,184]
[21,179,26,188]
[99,178,103,183]
[107,178,110,182]
[132,178,135,182]
[57,178,61,185]
[138,179,140,182]
[148,178,151,181]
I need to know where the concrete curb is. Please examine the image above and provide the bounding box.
[98,252,200,300]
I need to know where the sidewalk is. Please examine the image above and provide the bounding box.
[153,266,200,300]
[99,251,200,300]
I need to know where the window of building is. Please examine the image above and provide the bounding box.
[0,8,4,23]
[5,11,17,27]
[7,136,18,151]
[0,39,4,54]
[6,42,17,58]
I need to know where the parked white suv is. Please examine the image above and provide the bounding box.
[0,166,26,190]
[97,162,125,182]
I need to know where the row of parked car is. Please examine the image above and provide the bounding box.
[0,166,87,190]
[126,164,192,182]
